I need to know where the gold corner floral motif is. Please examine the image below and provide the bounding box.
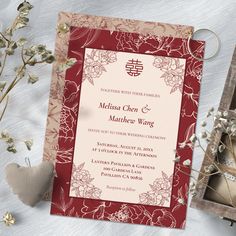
[83,49,117,85]
[70,162,102,199]
[153,57,185,94]
[139,171,173,206]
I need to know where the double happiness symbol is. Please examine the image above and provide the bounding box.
[125,59,143,76]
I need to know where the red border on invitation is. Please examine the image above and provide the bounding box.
[50,26,204,229]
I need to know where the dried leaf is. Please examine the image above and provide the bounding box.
[17,38,27,47]
[7,145,17,153]
[28,74,38,84]
[17,1,33,11]
[24,139,33,150]
[0,81,6,92]
[36,44,46,54]
[46,55,55,64]
[5,48,15,55]
[15,17,29,30]
[57,23,70,34]
[0,38,6,48]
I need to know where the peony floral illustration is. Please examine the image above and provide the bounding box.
[107,204,130,223]
[106,203,176,227]
[83,49,117,85]
[153,57,185,93]
[139,171,173,206]
[70,162,102,199]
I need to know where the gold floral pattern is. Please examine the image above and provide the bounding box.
[70,163,102,199]
[153,57,185,93]
[83,49,117,85]
[139,172,173,206]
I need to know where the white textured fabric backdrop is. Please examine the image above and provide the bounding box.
[0,0,236,235]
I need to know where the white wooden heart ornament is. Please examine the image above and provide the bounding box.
[5,161,54,207]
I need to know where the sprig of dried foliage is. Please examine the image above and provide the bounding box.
[179,108,236,208]
[0,1,55,153]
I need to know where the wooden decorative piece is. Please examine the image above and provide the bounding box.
[191,46,236,223]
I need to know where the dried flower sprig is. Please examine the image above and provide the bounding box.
[1,212,15,226]
[178,107,236,208]
[0,1,56,153]
[0,130,33,153]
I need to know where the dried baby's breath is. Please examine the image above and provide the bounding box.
[7,145,17,153]
[28,74,38,84]
[180,107,236,209]
[0,81,6,92]
[210,145,217,155]
[189,181,196,196]
[218,144,225,153]
[17,1,33,15]
[223,111,229,117]
[204,164,216,174]
[0,38,6,48]
[46,55,55,64]
[17,37,27,47]
[2,212,15,226]
[1,130,10,139]
[57,23,70,34]
[24,139,33,150]
[200,131,207,139]
[207,107,214,117]
[230,124,236,134]
[189,134,197,143]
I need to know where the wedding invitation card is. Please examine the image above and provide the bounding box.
[45,12,204,229]
[70,48,185,207]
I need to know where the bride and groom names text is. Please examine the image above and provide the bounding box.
[98,102,155,128]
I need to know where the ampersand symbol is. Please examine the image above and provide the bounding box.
[141,104,151,114]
